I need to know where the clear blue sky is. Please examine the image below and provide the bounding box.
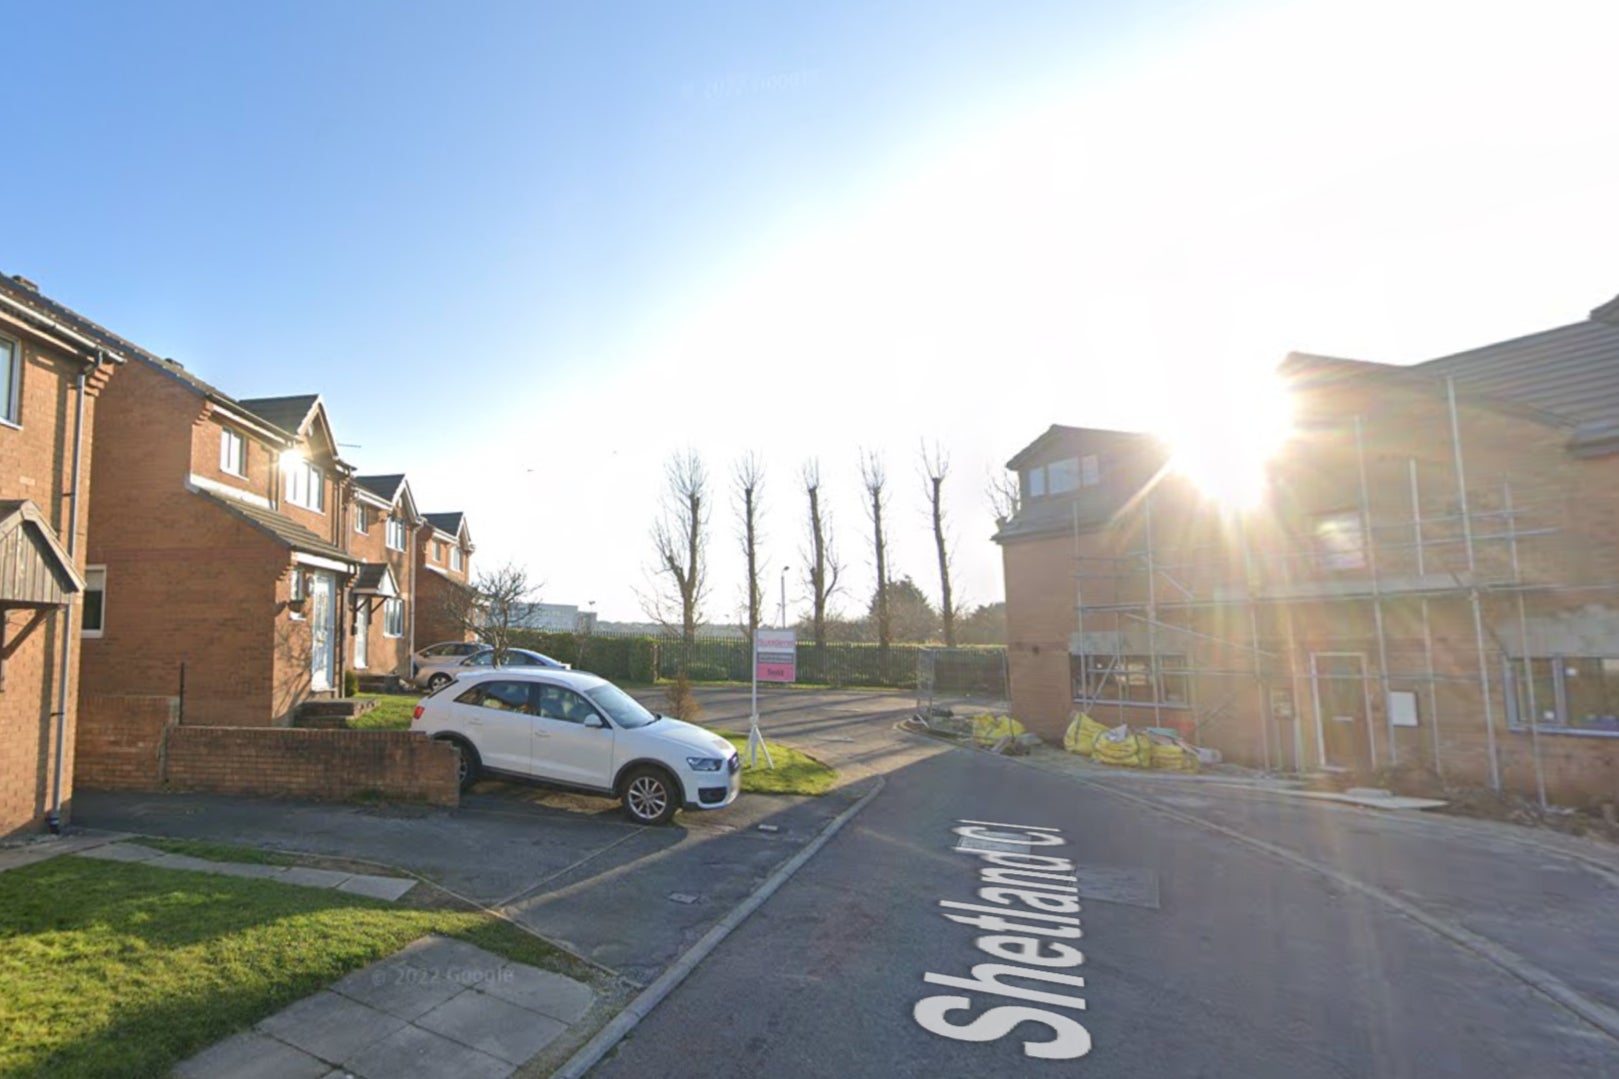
[7,0,1619,621]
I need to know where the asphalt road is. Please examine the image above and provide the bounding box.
[590,728,1619,1078]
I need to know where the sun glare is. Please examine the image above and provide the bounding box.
[1163,373,1293,510]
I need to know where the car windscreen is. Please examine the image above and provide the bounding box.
[584,683,658,729]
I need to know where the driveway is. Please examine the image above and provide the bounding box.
[72,687,921,986]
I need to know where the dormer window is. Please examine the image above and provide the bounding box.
[451,545,463,572]
[1025,454,1100,500]
[386,516,407,552]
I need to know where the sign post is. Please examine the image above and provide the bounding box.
[749,628,796,767]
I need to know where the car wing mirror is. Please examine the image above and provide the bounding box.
[584,714,607,729]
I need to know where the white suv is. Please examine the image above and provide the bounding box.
[410,668,740,825]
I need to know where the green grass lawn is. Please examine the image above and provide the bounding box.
[349,691,421,729]
[0,857,582,1079]
[712,730,837,795]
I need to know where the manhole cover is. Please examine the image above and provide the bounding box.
[668,892,699,905]
[1072,865,1160,910]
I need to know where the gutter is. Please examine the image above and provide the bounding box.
[47,354,96,832]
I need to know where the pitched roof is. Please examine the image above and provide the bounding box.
[424,512,465,537]
[354,562,400,596]
[0,500,85,603]
[238,394,321,436]
[192,489,355,564]
[1410,308,1619,429]
[355,474,407,501]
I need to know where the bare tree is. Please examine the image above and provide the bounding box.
[988,466,1021,525]
[438,561,538,666]
[735,453,765,651]
[800,459,843,663]
[921,441,957,646]
[861,449,892,675]
[643,449,709,670]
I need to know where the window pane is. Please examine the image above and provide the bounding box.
[1313,511,1366,570]
[1047,457,1080,495]
[1027,467,1047,498]
[82,568,106,633]
[0,338,15,423]
[1080,454,1101,487]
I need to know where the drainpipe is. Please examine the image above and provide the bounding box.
[47,356,94,833]
[408,519,419,682]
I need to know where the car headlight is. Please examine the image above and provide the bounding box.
[686,756,724,772]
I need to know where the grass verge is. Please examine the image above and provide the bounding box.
[349,691,420,730]
[711,730,837,796]
[0,856,584,1078]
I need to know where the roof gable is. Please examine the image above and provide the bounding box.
[1005,424,1163,471]
[423,512,472,547]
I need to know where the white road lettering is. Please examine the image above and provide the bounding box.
[912,820,1095,1061]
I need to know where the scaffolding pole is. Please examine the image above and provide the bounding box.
[1506,480,1547,809]
[1409,458,1445,778]
[1449,376,1502,791]
[1356,416,1396,768]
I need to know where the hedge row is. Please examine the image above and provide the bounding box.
[511,629,1005,692]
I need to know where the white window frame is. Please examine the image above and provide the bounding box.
[385,516,406,552]
[353,504,367,534]
[285,460,325,512]
[0,333,19,427]
[450,545,463,572]
[219,427,246,477]
[81,565,107,638]
[1080,453,1101,487]
[383,597,405,637]
[288,567,307,620]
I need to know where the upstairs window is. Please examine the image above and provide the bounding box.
[353,504,367,534]
[451,545,463,572]
[285,460,324,512]
[1312,510,1366,571]
[0,335,18,425]
[386,516,407,551]
[1024,454,1101,500]
[219,428,246,477]
[434,540,446,563]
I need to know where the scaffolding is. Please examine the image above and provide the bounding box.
[1068,378,1619,804]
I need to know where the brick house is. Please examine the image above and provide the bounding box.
[413,511,476,648]
[997,296,1619,805]
[0,274,121,835]
[80,343,364,725]
[348,474,424,685]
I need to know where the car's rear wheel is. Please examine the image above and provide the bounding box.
[439,736,481,791]
[621,766,678,825]
[428,673,452,690]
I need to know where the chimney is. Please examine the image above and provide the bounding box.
[10,275,39,292]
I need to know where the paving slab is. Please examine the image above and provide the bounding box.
[73,841,163,863]
[344,1023,514,1079]
[330,956,467,1020]
[397,934,508,979]
[414,990,567,1065]
[256,990,406,1062]
[279,865,357,888]
[337,873,417,900]
[148,851,244,874]
[174,1030,329,1079]
[207,861,292,879]
[478,963,596,1023]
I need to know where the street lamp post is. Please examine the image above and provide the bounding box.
[779,566,788,628]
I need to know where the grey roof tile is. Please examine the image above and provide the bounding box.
[192,489,354,563]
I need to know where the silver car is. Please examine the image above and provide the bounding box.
[412,646,570,690]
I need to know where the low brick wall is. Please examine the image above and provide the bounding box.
[76,694,180,790]
[164,727,458,807]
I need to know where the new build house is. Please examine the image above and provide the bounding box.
[997,296,1619,804]
[413,511,475,648]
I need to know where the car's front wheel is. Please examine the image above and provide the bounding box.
[621,766,678,825]
[438,736,481,791]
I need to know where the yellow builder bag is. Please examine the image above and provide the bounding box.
[971,713,1027,746]
[1063,712,1109,756]
[1092,724,1152,768]
[1149,738,1201,773]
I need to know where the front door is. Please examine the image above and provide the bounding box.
[310,571,336,692]
[1311,652,1372,772]
[353,600,369,670]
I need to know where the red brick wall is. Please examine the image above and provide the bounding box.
[413,567,475,650]
[0,318,107,836]
[164,726,457,806]
[189,409,278,503]
[74,694,179,790]
[346,499,414,680]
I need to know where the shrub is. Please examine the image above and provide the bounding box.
[343,670,359,697]
[663,674,702,721]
